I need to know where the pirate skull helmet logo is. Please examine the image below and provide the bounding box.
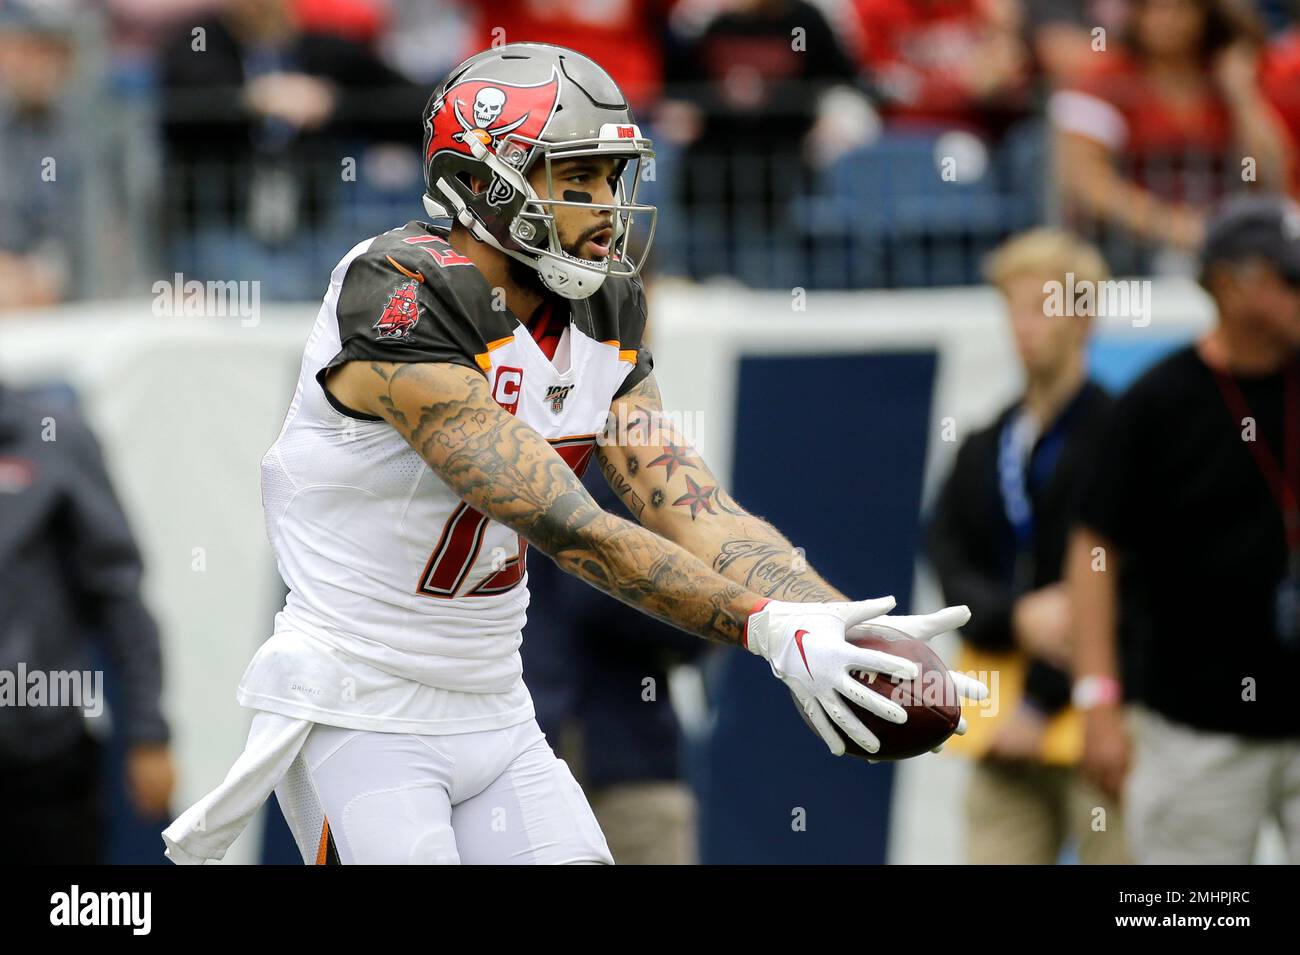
[473,88,506,128]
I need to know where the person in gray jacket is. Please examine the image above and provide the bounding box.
[0,382,172,863]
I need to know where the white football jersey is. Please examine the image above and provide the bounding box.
[240,222,652,734]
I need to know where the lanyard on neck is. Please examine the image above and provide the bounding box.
[1208,361,1300,555]
[997,411,1036,546]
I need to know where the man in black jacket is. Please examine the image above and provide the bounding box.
[0,384,171,863]
[927,228,1126,863]
[1071,195,1300,863]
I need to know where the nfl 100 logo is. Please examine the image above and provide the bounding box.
[544,384,574,414]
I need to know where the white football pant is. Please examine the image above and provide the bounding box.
[274,718,613,864]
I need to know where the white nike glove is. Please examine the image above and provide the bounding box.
[847,605,989,754]
[744,595,921,756]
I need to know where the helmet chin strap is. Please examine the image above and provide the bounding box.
[431,180,606,301]
[429,147,609,302]
[535,255,607,300]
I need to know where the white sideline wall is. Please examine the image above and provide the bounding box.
[0,279,1213,864]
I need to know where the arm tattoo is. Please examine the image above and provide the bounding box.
[647,441,699,481]
[672,475,717,520]
[599,452,646,520]
[597,372,844,603]
[714,539,840,602]
[370,362,757,645]
[713,486,748,518]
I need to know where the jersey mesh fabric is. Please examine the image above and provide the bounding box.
[276,752,329,864]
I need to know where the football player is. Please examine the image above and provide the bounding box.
[164,43,985,865]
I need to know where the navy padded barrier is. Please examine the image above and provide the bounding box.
[695,351,937,864]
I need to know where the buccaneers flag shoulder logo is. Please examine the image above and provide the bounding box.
[425,68,562,168]
[373,279,422,341]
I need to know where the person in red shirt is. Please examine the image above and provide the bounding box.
[851,0,1031,137]
[291,0,388,47]
[659,0,864,282]
[1262,23,1300,197]
[1049,0,1290,271]
[461,0,670,113]
[1021,1,1137,85]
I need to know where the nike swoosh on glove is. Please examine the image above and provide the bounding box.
[744,595,921,756]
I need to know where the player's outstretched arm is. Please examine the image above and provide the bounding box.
[595,371,986,752]
[329,358,770,644]
[596,372,847,602]
[328,359,967,756]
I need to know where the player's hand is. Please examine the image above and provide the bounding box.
[848,604,989,748]
[744,596,920,756]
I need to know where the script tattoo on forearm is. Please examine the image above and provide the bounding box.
[599,452,646,520]
[370,362,754,645]
[713,539,841,602]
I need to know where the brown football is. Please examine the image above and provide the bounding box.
[793,625,961,760]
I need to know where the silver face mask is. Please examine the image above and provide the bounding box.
[428,126,656,300]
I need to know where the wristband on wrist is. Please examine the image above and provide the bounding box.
[741,598,771,651]
[1071,675,1121,710]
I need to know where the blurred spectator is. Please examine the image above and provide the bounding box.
[0,384,172,863]
[851,0,1032,139]
[462,0,671,113]
[927,228,1126,864]
[661,0,870,282]
[1050,0,1291,274]
[1022,0,1129,85]
[1070,194,1300,863]
[1262,10,1300,195]
[291,0,388,45]
[108,0,394,55]
[1254,0,1296,36]
[0,4,80,309]
[106,0,223,55]
[157,0,424,250]
[521,467,704,865]
[376,0,470,84]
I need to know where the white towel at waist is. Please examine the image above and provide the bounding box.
[161,711,313,865]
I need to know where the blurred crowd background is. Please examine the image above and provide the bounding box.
[4,0,1300,306]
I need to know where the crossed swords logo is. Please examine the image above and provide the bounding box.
[450,88,530,151]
